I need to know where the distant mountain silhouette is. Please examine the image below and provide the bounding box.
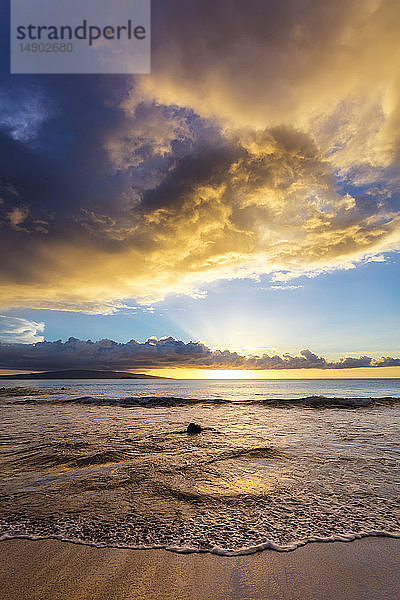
[0,370,171,380]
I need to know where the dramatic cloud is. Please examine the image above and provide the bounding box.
[0,1,399,313]
[0,315,44,344]
[0,337,399,371]
[148,0,400,167]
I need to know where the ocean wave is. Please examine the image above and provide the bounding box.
[1,530,399,555]
[68,449,132,468]
[70,395,229,407]
[257,395,400,408]
[5,443,132,470]
[205,445,283,463]
[12,393,400,408]
[0,386,50,397]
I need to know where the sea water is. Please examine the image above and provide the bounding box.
[0,378,399,554]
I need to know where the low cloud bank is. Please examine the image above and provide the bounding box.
[0,337,398,371]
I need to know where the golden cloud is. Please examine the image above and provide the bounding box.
[0,0,399,313]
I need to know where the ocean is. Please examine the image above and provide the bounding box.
[0,378,399,555]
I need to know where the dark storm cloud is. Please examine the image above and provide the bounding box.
[141,142,246,213]
[0,337,398,371]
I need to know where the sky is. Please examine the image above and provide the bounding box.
[0,0,399,377]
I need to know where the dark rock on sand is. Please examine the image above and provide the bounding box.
[187,423,203,434]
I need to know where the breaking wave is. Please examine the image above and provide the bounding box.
[10,392,400,408]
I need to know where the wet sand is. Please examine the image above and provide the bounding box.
[0,537,399,600]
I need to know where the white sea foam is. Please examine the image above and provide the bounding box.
[1,530,400,556]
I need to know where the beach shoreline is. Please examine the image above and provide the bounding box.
[1,537,399,600]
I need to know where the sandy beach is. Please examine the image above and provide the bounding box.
[0,537,399,600]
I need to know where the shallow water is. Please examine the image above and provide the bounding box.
[0,378,399,554]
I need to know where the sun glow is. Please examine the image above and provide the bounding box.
[143,367,400,380]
